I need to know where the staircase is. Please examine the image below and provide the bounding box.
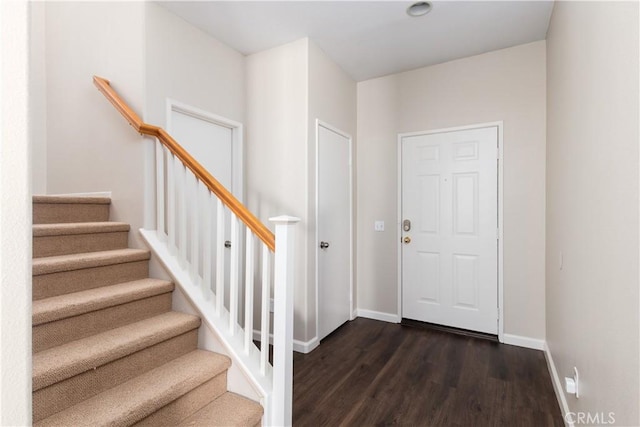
[32,195,263,427]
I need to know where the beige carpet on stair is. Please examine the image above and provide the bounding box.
[32,195,263,426]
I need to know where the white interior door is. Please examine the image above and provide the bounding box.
[171,110,233,189]
[170,107,239,312]
[317,123,351,341]
[401,126,498,334]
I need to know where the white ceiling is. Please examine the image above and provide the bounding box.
[160,1,554,81]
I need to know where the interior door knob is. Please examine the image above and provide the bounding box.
[320,241,330,249]
[403,236,411,244]
[225,240,231,249]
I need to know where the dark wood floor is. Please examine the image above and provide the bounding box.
[293,318,563,427]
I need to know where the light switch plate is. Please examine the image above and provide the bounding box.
[375,221,385,232]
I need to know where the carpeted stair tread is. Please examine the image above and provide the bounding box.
[35,350,231,427]
[33,196,111,224]
[33,311,201,391]
[33,278,174,326]
[33,195,111,204]
[177,392,263,427]
[33,249,150,276]
[33,222,130,237]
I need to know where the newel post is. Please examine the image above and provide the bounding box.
[269,215,300,427]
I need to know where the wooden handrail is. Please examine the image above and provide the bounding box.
[93,76,276,251]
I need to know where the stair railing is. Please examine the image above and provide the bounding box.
[93,76,297,426]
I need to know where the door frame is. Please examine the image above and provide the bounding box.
[315,119,355,342]
[397,121,504,342]
[166,99,244,202]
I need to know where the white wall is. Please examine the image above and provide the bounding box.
[246,38,357,345]
[546,2,639,424]
[30,1,46,195]
[356,74,401,319]
[357,41,547,340]
[246,39,310,342]
[45,1,146,248]
[145,3,244,127]
[144,3,246,280]
[0,0,32,423]
[307,40,357,341]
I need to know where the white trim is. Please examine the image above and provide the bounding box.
[397,121,505,341]
[48,191,112,198]
[398,121,504,138]
[294,337,319,354]
[252,330,319,354]
[294,338,319,354]
[497,124,504,342]
[544,342,574,427]
[396,137,403,328]
[165,99,244,203]
[356,308,401,324]
[315,120,355,343]
[502,334,545,351]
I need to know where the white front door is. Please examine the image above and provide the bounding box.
[401,126,498,334]
[317,123,352,340]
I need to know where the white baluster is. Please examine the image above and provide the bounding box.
[178,160,187,268]
[155,141,165,239]
[178,159,187,267]
[270,215,300,427]
[167,151,176,255]
[216,198,225,316]
[202,191,213,300]
[260,244,271,375]
[244,232,255,354]
[190,177,200,284]
[229,215,240,335]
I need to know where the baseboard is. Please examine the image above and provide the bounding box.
[252,330,319,354]
[544,342,572,427]
[49,191,112,198]
[356,308,401,323]
[294,337,319,353]
[502,333,545,350]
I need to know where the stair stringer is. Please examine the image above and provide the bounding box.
[139,228,272,425]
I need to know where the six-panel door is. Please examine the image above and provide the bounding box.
[401,126,498,334]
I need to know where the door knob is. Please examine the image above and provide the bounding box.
[320,241,330,249]
[225,240,231,249]
[403,236,411,244]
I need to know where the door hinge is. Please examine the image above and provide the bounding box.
[497,147,500,160]
[497,228,500,240]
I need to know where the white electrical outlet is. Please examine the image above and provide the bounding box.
[374,220,385,232]
[565,367,580,398]
[565,377,576,395]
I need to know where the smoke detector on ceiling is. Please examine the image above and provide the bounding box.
[407,1,433,17]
